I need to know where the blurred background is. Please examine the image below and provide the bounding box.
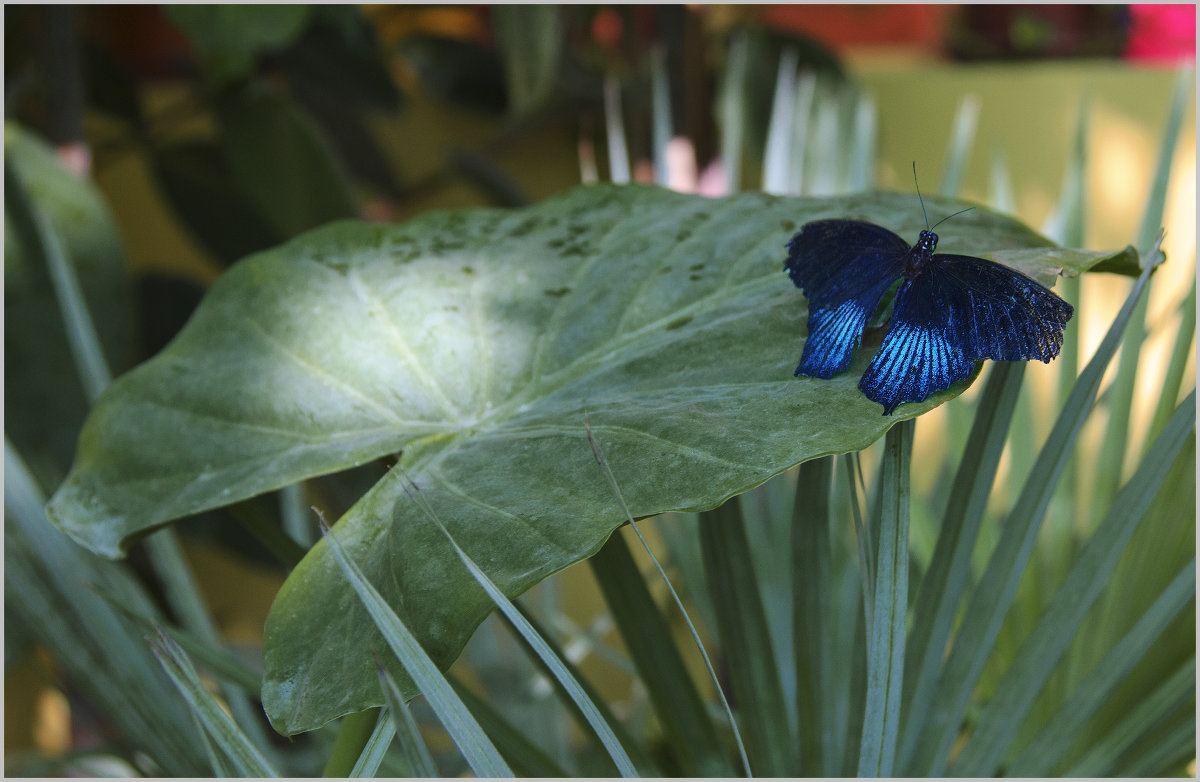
[5,4,1196,772]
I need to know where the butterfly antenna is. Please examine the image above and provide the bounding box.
[913,161,930,230]
[930,206,976,231]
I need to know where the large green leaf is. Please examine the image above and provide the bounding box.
[45,185,1130,733]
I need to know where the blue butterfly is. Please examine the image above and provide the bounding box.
[784,203,1073,415]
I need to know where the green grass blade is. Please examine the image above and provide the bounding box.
[792,456,835,776]
[848,92,876,192]
[3,542,198,775]
[988,147,1015,214]
[92,587,263,694]
[657,513,717,632]
[586,421,751,775]
[150,629,278,776]
[603,75,630,185]
[349,709,397,777]
[1062,657,1195,777]
[788,70,817,195]
[1042,94,1090,248]
[843,452,874,631]
[909,262,1156,776]
[762,45,799,195]
[808,91,841,196]
[1112,711,1196,777]
[191,710,237,777]
[317,514,513,777]
[1047,93,1089,402]
[720,31,749,193]
[140,528,278,762]
[280,482,314,547]
[10,156,277,766]
[393,475,639,777]
[1147,281,1196,446]
[741,480,799,733]
[377,668,439,777]
[450,677,572,777]
[856,420,913,777]
[1006,560,1195,776]
[501,603,659,776]
[1135,66,1191,256]
[839,591,869,776]
[950,392,1195,776]
[4,162,111,402]
[897,361,1024,770]
[700,500,794,776]
[1040,96,1089,620]
[6,441,210,775]
[1094,67,1189,515]
[650,45,672,187]
[938,94,980,197]
[589,532,733,776]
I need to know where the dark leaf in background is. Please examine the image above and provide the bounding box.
[216,82,362,239]
[80,37,144,128]
[4,594,36,670]
[448,147,531,207]
[150,140,283,265]
[287,85,405,202]
[268,8,406,200]
[163,4,313,84]
[947,6,1130,61]
[135,272,207,357]
[271,7,404,112]
[4,124,135,486]
[397,35,509,114]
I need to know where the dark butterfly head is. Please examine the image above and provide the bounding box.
[915,229,938,255]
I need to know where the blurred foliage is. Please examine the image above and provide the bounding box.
[4,3,1192,775]
[4,124,134,488]
[947,6,1130,61]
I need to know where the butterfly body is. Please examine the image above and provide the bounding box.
[785,218,1073,415]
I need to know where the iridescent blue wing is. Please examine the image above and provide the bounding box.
[858,271,977,415]
[785,220,910,378]
[931,254,1074,363]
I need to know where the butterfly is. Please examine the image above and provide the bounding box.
[784,188,1073,415]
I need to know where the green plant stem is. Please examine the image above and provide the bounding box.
[857,419,913,777]
[700,501,794,776]
[323,708,383,777]
[792,456,835,776]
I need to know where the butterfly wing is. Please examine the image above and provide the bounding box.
[785,220,910,378]
[858,271,977,415]
[929,254,1074,363]
[859,254,1074,415]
